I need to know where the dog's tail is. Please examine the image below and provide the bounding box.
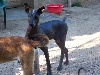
[28,33,49,47]
[62,17,67,23]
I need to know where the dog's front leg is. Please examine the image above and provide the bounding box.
[20,50,34,75]
[40,47,52,75]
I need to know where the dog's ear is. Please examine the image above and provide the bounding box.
[24,3,30,13]
[37,6,45,15]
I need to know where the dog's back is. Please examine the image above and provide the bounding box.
[38,19,68,39]
[0,36,28,63]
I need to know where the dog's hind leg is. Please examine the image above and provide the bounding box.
[54,37,68,71]
[63,47,68,65]
[40,47,52,75]
[19,50,34,75]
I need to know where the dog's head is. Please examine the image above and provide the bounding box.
[24,3,45,28]
[28,33,49,47]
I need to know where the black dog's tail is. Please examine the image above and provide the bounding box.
[62,17,67,23]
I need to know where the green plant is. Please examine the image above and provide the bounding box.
[71,2,82,7]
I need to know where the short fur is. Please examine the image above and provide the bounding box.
[24,3,68,75]
[0,34,49,75]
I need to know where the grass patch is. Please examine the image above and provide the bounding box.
[71,2,82,7]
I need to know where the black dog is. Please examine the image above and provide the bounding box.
[24,3,68,75]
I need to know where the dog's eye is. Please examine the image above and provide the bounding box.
[35,16,38,20]
[35,16,37,19]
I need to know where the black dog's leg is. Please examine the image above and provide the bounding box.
[57,47,64,71]
[40,47,52,75]
[63,47,68,65]
[54,38,67,71]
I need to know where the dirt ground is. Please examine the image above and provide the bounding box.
[0,2,100,75]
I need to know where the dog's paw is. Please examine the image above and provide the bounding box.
[57,66,62,71]
[63,61,69,65]
[47,70,52,75]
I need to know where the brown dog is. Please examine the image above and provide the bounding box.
[0,34,49,75]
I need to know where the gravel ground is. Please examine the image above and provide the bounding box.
[0,2,100,75]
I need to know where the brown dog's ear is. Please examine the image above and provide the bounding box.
[24,3,30,13]
[37,6,45,15]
